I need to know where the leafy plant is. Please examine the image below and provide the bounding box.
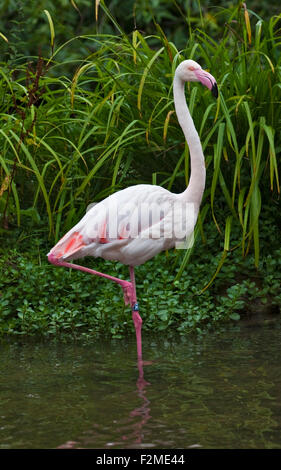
[1,3,280,271]
[0,214,280,339]
[0,3,280,340]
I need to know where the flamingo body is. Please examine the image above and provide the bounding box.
[47,59,218,359]
[49,184,199,266]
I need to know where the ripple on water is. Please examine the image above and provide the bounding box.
[1,323,281,448]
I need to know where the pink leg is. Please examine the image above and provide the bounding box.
[48,254,142,358]
[129,266,143,360]
[48,253,133,298]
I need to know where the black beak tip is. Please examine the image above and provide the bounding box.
[212,82,218,99]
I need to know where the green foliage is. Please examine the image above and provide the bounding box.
[1,0,280,59]
[0,2,280,339]
[0,217,280,339]
[0,3,280,270]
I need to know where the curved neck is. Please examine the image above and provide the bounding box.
[173,75,206,206]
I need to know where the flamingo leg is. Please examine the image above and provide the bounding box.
[129,266,143,360]
[48,254,142,358]
[48,253,135,300]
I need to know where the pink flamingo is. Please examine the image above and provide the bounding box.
[48,60,218,360]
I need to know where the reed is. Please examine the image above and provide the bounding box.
[0,3,280,281]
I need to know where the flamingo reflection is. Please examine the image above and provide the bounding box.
[121,358,151,446]
[57,358,152,449]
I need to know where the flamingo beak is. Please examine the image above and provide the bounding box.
[194,69,218,98]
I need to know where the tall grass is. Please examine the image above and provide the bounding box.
[0,2,280,280]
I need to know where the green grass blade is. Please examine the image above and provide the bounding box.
[137,47,164,116]
[175,203,209,281]
[9,130,53,234]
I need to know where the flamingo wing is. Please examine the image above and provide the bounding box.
[48,184,196,266]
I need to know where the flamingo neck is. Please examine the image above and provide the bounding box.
[173,75,206,207]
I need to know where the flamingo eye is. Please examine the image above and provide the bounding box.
[188,66,195,71]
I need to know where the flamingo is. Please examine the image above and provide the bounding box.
[48,59,218,360]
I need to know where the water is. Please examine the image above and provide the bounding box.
[1,322,281,449]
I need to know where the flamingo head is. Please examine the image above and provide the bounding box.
[176,59,218,98]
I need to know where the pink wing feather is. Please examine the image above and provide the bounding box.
[48,184,193,266]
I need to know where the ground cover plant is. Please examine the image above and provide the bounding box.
[0,1,280,339]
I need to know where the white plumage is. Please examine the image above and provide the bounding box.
[47,59,218,359]
[50,184,198,266]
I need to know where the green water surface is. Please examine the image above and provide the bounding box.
[1,323,281,449]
